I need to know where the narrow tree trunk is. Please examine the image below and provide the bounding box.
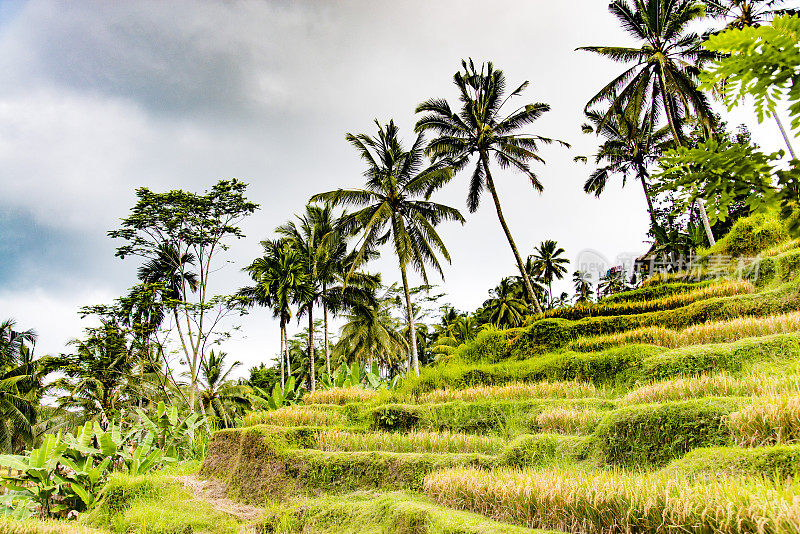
[657,72,716,246]
[638,170,657,225]
[279,321,285,388]
[284,327,291,377]
[308,308,316,392]
[548,281,553,308]
[774,113,797,160]
[481,155,544,314]
[400,262,420,376]
[323,301,331,376]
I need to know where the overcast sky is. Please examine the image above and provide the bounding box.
[1,0,798,377]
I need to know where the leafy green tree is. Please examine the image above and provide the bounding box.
[108,179,258,413]
[240,239,309,387]
[247,363,281,392]
[529,240,570,307]
[335,300,407,370]
[579,0,719,244]
[481,277,530,328]
[579,102,672,223]
[312,120,463,376]
[415,59,568,313]
[702,14,800,155]
[50,321,136,429]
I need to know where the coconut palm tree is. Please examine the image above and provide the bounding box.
[529,240,570,307]
[335,300,407,369]
[198,350,249,429]
[482,277,530,328]
[415,59,568,314]
[703,0,797,28]
[0,319,40,453]
[241,239,309,387]
[579,0,719,245]
[278,205,377,390]
[573,270,594,303]
[312,120,463,376]
[579,101,672,224]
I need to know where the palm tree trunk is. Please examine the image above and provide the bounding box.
[774,113,797,160]
[637,168,657,225]
[279,320,285,388]
[308,308,316,392]
[400,262,420,376]
[284,327,291,377]
[657,71,716,246]
[481,155,544,314]
[548,281,553,308]
[323,302,331,376]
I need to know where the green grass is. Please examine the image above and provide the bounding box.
[81,470,247,534]
[261,492,562,534]
[664,444,800,478]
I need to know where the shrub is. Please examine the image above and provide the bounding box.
[453,327,515,363]
[499,434,589,468]
[424,466,800,533]
[665,445,800,478]
[705,212,789,258]
[729,395,800,446]
[370,404,423,432]
[594,398,738,466]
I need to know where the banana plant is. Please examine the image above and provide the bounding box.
[250,376,303,410]
[135,401,204,460]
[57,454,111,510]
[0,433,68,518]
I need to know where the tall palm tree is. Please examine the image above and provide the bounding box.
[580,101,672,223]
[241,239,308,387]
[529,240,570,307]
[579,0,719,245]
[198,350,249,429]
[573,270,594,303]
[415,59,568,314]
[278,205,377,390]
[703,0,797,28]
[312,120,463,376]
[335,301,407,369]
[0,319,40,453]
[482,277,530,328]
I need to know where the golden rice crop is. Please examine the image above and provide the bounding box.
[303,387,378,405]
[314,429,504,455]
[547,280,754,320]
[640,269,714,288]
[762,238,800,258]
[424,466,800,533]
[729,394,800,446]
[569,312,800,352]
[621,374,800,405]
[533,407,603,435]
[417,381,598,403]
[243,405,347,427]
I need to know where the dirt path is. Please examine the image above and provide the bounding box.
[171,475,263,521]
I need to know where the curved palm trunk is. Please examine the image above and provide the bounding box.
[308,308,316,392]
[657,70,716,246]
[637,167,657,225]
[284,327,291,377]
[481,155,544,314]
[400,262,420,376]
